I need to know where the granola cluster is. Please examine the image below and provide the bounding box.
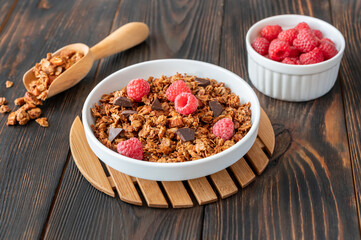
[29,49,83,100]
[3,49,83,127]
[91,73,252,163]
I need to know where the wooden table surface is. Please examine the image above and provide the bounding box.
[0,0,360,239]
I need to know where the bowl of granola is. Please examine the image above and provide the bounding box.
[82,59,260,181]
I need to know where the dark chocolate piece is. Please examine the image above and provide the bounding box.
[195,77,210,87]
[151,98,163,111]
[121,110,137,117]
[209,100,223,117]
[108,128,123,142]
[176,128,195,142]
[114,96,132,108]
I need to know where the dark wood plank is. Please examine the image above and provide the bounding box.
[0,0,119,239]
[202,0,360,239]
[0,0,18,34]
[43,0,224,238]
[330,0,361,231]
[43,158,204,239]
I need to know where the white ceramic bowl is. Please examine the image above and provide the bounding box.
[246,14,345,101]
[82,59,260,181]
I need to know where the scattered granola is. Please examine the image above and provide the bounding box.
[4,49,83,127]
[5,81,13,88]
[35,117,49,127]
[0,97,7,105]
[0,105,10,113]
[90,73,252,163]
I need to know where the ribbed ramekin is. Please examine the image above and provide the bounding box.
[246,15,345,101]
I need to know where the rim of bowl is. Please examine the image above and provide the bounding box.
[245,14,345,74]
[82,59,261,169]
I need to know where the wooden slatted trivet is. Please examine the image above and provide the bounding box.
[70,108,275,208]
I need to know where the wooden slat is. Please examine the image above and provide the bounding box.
[258,108,275,155]
[209,169,238,199]
[230,158,256,188]
[70,117,114,197]
[161,181,193,208]
[136,178,168,208]
[107,166,142,206]
[187,177,217,205]
[245,138,269,175]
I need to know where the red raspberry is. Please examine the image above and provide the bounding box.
[174,92,198,115]
[268,39,291,61]
[261,25,282,41]
[166,80,191,102]
[299,47,324,65]
[117,138,143,160]
[127,78,150,102]
[321,38,335,45]
[251,37,270,55]
[289,46,300,57]
[295,22,310,30]
[293,29,319,52]
[212,118,234,141]
[278,28,298,45]
[312,29,323,39]
[319,40,338,60]
[282,57,299,65]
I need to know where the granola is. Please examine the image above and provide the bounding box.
[6,81,13,88]
[90,73,252,163]
[5,49,83,126]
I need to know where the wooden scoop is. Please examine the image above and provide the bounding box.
[23,22,149,98]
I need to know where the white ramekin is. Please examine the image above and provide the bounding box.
[246,14,345,101]
[82,59,260,181]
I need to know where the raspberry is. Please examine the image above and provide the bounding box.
[295,22,310,30]
[319,40,338,60]
[299,47,324,65]
[251,37,270,55]
[321,38,335,46]
[212,118,234,141]
[261,25,282,41]
[174,92,198,115]
[293,29,319,52]
[312,29,323,39]
[117,138,143,160]
[166,80,191,102]
[289,46,300,57]
[127,78,150,102]
[282,57,299,65]
[278,28,298,45]
[268,39,291,61]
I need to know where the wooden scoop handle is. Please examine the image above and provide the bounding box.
[90,22,149,60]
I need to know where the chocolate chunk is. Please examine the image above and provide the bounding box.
[108,128,123,142]
[195,77,210,87]
[209,100,223,117]
[176,128,195,142]
[151,98,163,111]
[121,110,137,117]
[114,96,132,108]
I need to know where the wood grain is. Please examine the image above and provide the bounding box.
[0,0,119,239]
[106,166,142,206]
[161,181,193,208]
[330,0,361,231]
[202,0,360,239]
[136,178,168,208]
